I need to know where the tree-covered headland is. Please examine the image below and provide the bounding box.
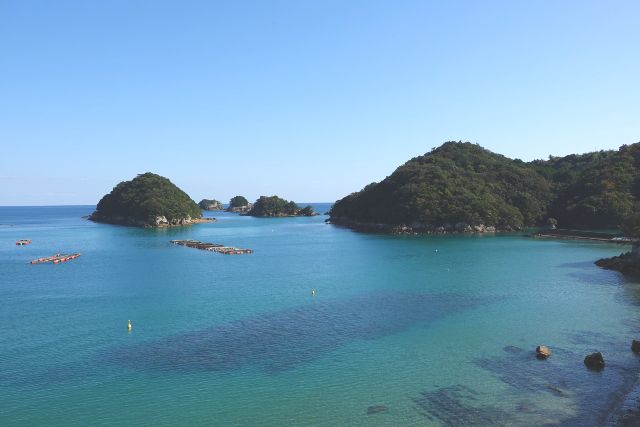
[330,141,640,233]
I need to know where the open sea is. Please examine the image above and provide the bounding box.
[1,205,640,426]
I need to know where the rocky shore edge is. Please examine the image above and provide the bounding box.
[596,251,640,276]
[327,217,519,235]
[88,213,216,228]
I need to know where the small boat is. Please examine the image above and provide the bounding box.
[16,239,32,245]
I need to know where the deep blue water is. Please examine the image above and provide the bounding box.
[1,205,639,425]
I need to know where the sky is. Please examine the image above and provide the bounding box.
[1,0,639,205]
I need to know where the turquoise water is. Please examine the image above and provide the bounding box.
[1,205,639,426]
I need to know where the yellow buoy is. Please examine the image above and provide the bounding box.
[127,319,133,332]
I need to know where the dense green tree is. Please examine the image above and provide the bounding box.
[622,210,640,238]
[331,142,552,228]
[93,173,201,226]
[229,196,249,208]
[247,196,305,217]
[330,141,640,231]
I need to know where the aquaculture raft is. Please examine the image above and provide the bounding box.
[171,240,253,255]
[31,253,81,264]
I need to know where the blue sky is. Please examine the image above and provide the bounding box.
[1,0,638,205]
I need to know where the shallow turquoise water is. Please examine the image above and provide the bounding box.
[1,205,639,426]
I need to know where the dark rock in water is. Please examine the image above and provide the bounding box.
[536,345,551,359]
[503,345,523,354]
[632,340,640,353]
[367,405,388,415]
[584,352,605,370]
[545,383,565,397]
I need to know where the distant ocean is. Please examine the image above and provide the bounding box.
[1,205,639,426]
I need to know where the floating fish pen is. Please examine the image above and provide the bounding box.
[31,253,81,264]
[171,239,253,255]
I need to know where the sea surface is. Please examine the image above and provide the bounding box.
[1,205,639,426]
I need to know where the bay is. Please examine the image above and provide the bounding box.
[1,205,639,426]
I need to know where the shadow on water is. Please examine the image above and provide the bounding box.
[105,291,484,374]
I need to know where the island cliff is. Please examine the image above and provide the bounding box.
[89,173,208,227]
[198,199,224,210]
[226,196,252,213]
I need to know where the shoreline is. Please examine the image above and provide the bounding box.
[327,218,516,234]
[87,215,216,228]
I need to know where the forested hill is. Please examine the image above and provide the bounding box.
[90,173,202,227]
[329,141,640,232]
[533,143,640,228]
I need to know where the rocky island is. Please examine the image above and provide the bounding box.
[226,196,252,213]
[198,199,224,210]
[246,196,316,217]
[89,172,213,227]
[329,141,640,237]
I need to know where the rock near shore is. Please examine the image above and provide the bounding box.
[584,352,605,371]
[596,251,640,276]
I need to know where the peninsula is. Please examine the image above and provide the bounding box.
[329,141,640,235]
[89,172,212,227]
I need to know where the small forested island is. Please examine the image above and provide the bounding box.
[198,199,224,210]
[246,196,316,217]
[89,173,212,227]
[330,141,640,234]
[226,195,252,213]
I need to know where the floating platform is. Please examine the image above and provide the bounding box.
[171,239,253,255]
[31,253,81,264]
[16,239,32,245]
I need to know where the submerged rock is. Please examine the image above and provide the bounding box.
[367,405,388,415]
[536,345,551,359]
[584,352,605,371]
[503,345,523,354]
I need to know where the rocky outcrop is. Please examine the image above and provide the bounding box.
[584,352,605,370]
[596,250,640,276]
[198,199,224,210]
[535,345,551,359]
[89,212,214,228]
[227,203,253,214]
